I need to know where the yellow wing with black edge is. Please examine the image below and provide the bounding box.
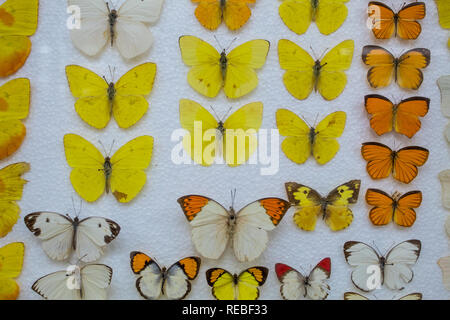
[285,182,323,231]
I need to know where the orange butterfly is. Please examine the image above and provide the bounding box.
[368,1,426,39]
[366,189,422,227]
[361,142,429,184]
[192,0,255,30]
[362,46,430,90]
[365,95,429,138]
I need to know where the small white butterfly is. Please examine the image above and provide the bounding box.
[24,212,120,262]
[68,0,164,59]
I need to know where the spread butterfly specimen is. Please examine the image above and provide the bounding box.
[24,212,120,262]
[177,194,290,261]
[130,252,201,300]
[365,95,429,138]
[0,78,30,160]
[343,292,422,300]
[192,0,255,30]
[438,256,450,291]
[367,2,426,40]
[365,189,422,227]
[179,99,263,167]
[343,240,421,291]
[278,39,354,100]
[68,0,164,59]
[361,142,429,184]
[439,170,450,209]
[66,63,156,129]
[0,242,24,300]
[0,162,29,238]
[435,0,450,48]
[279,0,349,35]
[362,46,430,90]
[0,0,38,77]
[276,110,346,165]
[275,258,331,300]
[206,266,268,300]
[179,35,270,99]
[63,134,154,203]
[437,75,450,142]
[32,264,112,300]
[285,180,361,231]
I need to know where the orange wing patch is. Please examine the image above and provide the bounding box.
[246,267,268,285]
[393,146,429,184]
[130,251,152,274]
[177,195,210,221]
[259,198,290,225]
[361,142,394,180]
[368,2,395,39]
[397,2,426,40]
[206,268,227,286]
[178,257,201,280]
[394,191,422,227]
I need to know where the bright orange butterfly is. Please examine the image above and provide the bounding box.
[366,189,422,227]
[361,142,429,184]
[368,1,426,39]
[365,95,429,138]
[362,46,430,90]
[192,0,255,30]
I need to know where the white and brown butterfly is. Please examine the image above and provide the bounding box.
[24,212,120,262]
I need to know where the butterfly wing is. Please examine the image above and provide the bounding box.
[343,292,369,300]
[394,97,429,138]
[361,142,393,180]
[0,162,29,237]
[285,182,323,231]
[438,76,450,120]
[278,39,315,100]
[179,99,219,166]
[224,0,254,30]
[362,45,395,88]
[397,2,426,40]
[130,252,163,299]
[435,0,450,47]
[324,180,360,231]
[446,215,450,238]
[305,258,331,300]
[315,0,349,35]
[0,0,38,77]
[24,212,74,261]
[222,102,263,167]
[439,170,450,210]
[63,134,106,202]
[365,95,394,136]
[384,240,421,290]
[368,2,395,39]
[68,0,109,57]
[313,111,347,164]
[32,270,81,300]
[76,217,121,262]
[233,198,289,262]
[438,256,450,291]
[164,257,201,300]
[365,189,394,226]
[393,146,429,184]
[80,264,112,300]
[224,39,270,99]
[192,0,222,30]
[398,293,422,300]
[393,191,422,227]
[206,268,236,300]
[275,263,306,300]
[317,40,354,100]
[177,195,230,260]
[65,65,110,129]
[278,0,312,35]
[236,267,268,300]
[343,241,382,292]
[276,109,311,164]
[179,36,222,98]
[0,242,24,300]
[397,48,430,90]
[110,135,154,203]
[113,63,156,128]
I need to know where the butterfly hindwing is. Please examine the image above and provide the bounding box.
[0,242,24,300]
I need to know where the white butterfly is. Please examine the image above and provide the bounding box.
[68,0,164,59]
[130,252,201,300]
[177,194,290,262]
[275,258,331,300]
[24,212,120,263]
[438,75,450,142]
[32,264,112,300]
[439,170,450,210]
[438,256,450,291]
[343,240,421,292]
[343,292,422,300]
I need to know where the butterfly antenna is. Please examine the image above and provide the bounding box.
[301,115,312,128]
[310,46,318,60]
[102,75,109,85]
[210,105,220,121]
[372,241,382,257]
[231,189,237,208]
[222,106,233,122]
[319,48,329,61]
[108,140,115,157]
[98,140,108,155]
[77,199,82,218]
[313,113,320,128]
[71,196,76,217]
[214,35,224,51]
[226,38,237,51]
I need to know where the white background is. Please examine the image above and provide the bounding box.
[0,0,449,300]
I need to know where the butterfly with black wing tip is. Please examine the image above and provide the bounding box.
[130,252,201,300]
[24,212,120,263]
[343,240,421,292]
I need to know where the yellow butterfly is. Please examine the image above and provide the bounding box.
[0,78,29,160]
[278,39,354,100]
[0,242,24,300]
[276,110,346,165]
[66,63,156,129]
[179,99,263,167]
[0,162,29,238]
[63,134,153,203]
[206,267,268,300]
[285,180,361,231]
[0,0,39,77]
[179,35,270,99]
[279,0,348,35]
[435,0,450,48]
